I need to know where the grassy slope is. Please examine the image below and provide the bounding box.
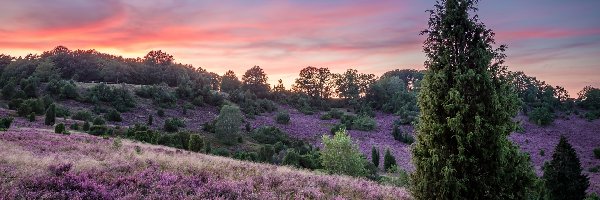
[0,127,409,199]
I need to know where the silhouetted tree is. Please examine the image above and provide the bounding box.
[411,0,538,199]
[242,66,270,98]
[220,70,241,93]
[293,66,334,100]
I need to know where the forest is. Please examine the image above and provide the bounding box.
[1,0,599,199]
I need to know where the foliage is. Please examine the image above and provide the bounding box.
[17,98,45,117]
[85,83,135,112]
[340,114,356,129]
[103,109,122,122]
[135,84,177,107]
[47,79,78,99]
[292,66,334,101]
[164,118,185,132]
[578,86,600,110]
[82,121,90,131]
[89,125,108,136]
[28,113,36,122]
[371,146,380,168]
[215,105,243,145]
[188,134,204,152]
[220,70,241,93]
[242,66,270,98]
[55,105,70,118]
[320,128,367,177]
[92,117,106,125]
[392,124,414,144]
[72,110,93,121]
[157,109,165,117]
[54,123,67,134]
[69,123,79,130]
[594,147,600,159]
[258,144,275,163]
[330,124,346,135]
[45,103,56,126]
[212,148,231,157]
[383,148,397,172]
[379,166,411,187]
[334,69,375,103]
[412,1,539,199]
[252,126,289,145]
[147,115,153,125]
[0,117,13,130]
[543,136,589,200]
[282,149,302,167]
[529,106,554,126]
[275,111,290,124]
[351,115,377,131]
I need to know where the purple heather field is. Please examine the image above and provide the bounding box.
[2,101,599,195]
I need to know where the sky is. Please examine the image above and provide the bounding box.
[0,0,599,96]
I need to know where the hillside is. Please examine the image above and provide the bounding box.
[0,126,409,199]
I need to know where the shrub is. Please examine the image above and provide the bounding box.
[320,128,367,177]
[17,98,45,117]
[134,130,158,144]
[44,104,56,126]
[392,126,414,144]
[103,109,122,122]
[204,141,212,153]
[112,137,122,149]
[320,113,332,120]
[0,117,13,130]
[379,166,410,187]
[252,126,289,145]
[54,123,67,134]
[245,122,252,132]
[192,96,204,106]
[352,115,377,131]
[82,121,90,131]
[275,111,290,124]
[543,136,589,200]
[215,105,243,145]
[92,117,105,125]
[28,112,36,122]
[69,123,79,130]
[594,148,600,159]
[188,134,204,152]
[202,120,216,133]
[383,148,397,172]
[340,114,356,129]
[328,109,344,119]
[282,149,301,167]
[55,106,70,118]
[258,144,275,163]
[89,125,108,136]
[86,83,135,112]
[233,151,258,162]
[72,110,93,121]
[157,109,165,117]
[330,124,346,135]
[212,148,230,157]
[164,118,185,132]
[147,115,153,125]
[529,106,554,126]
[371,146,380,168]
[589,166,600,173]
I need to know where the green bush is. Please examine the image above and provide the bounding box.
[134,130,158,144]
[328,109,344,119]
[28,113,36,122]
[17,98,45,117]
[92,117,106,125]
[204,141,212,153]
[352,115,377,131]
[379,166,410,187]
[203,120,216,133]
[55,106,70,118]
[215,105,243,145]
[529,106,554,126]
[44,104,56,126]
[86,83,136,112]
[383,148,397,172]
[82,121,90,131]
[275,111,290,124]
[192,96,204,106]
[258,144,275,163]
[89,125,108,136]
[371,146,380,168]
[543,136,589,200]
[252,126,289,145]
[320,128,367,177]
[282,149,301,167]
[233,151,258,162]
[104,109,122,122]
[188,134,204,152]
[69,123,79,130]
[212,148,230,157]
[0,117,13,130]
[340,114,356,129]
[330,124,346,135]
[147,115,153,125]
[164,118,185,132]
[72,110,93,121]
[320,113,332,120]
[54,123,67,134]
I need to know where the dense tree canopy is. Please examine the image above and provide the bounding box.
[411,0,538,199]
[242,66,270,98]
[220,70,242,93]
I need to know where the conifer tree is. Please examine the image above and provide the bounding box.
[411,0,538,199]
[44,103,56,126]
[543,136,589,200]
[371,146,380,168]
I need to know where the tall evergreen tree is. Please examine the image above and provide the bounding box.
[411,0,538,199]
[543,136,589,200]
